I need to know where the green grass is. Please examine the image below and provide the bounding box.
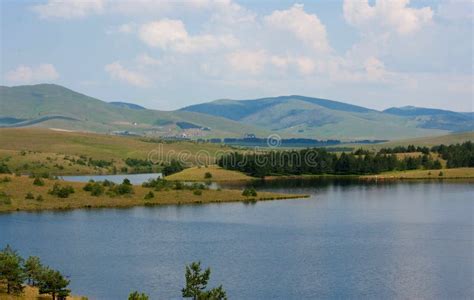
[0,128,233,175]
[357,131,474,150]
[0,285,86,300]
[360,167,474,180]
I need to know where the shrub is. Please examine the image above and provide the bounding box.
[193,190,202,196]
[144,191,155,200]
[110,180,134,196]
[242,188,257,197]
[204,172,212,179]
[438,171,444,177]
[162,159,184,176]
[36,195,44,202]
[0,162,11,174]
[83,181,105,196]
[25,192,35,200]
[48,183,75,198]
[33,177,45,186]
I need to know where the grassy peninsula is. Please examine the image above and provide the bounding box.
[0,175,306,213]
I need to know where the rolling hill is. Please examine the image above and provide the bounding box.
[0,84,269,138]
[1,84,472,140]
[181,95,471,139]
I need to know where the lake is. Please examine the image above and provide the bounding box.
[0,179,472,299]
[60,173,162,184]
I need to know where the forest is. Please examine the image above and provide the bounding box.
[218,142,474,177]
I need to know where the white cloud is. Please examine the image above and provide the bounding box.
[227,50,267,75]
[105,62,150,87]
[265,4,330,52]
[343,0,433,35]
[135,54,161,67]
[138,19,238,53]
[32,0,105,19]
[364,57,387,81]
[5,64,59,83]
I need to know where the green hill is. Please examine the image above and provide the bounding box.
[0,84,269,138]
[1,84,471,140]
[181,95,460,139]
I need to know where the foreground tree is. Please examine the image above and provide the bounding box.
[0,245,25,294]
[24,256,42,286]
[38,267,70,300]
[128,291,150,300]
[182,261,227,300]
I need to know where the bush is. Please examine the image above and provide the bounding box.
[193,190,202,196]
[25,192,35,200]
[162,159,184,176]
[0,162,11,174]
[439,171,444,177]
[144,191,155,200]
[109,180,134,196]
[36,195,44,202]
[83,181,105,196]
[48,183,75,198]
[33,177,45,186]
[204,172,212,179]
[242,188,257,197]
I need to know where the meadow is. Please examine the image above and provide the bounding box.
[0,175,306,213]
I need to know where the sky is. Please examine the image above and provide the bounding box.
[0,0,473,111]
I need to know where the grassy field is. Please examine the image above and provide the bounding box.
[360,167,474,180]
[166,165,254,181]
[0,175,307,213]
[0,285,86,300]
[360,131,474,150]
[0,128,233,175]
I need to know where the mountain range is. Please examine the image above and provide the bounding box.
[1,84,472,140]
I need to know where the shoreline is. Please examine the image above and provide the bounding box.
[0,175,309,213]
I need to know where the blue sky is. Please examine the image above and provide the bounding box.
[1,0,472,111]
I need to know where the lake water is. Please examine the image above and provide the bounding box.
[0,180,473,299]
[60,173,162,184]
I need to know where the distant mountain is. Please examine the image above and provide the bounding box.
[0,84,268,137]
[181,96,468,139]
[384,106,474,132]
[109,101,146,110]
[1,84,472,140]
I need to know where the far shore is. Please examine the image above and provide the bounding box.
[166,166,474,182]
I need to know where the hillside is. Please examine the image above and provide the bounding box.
[1,84,472,140]
[0,84,268,138]
[362,131,474,150]
[384,106,474,132]
[181,95,467,139]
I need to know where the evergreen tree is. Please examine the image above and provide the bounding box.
[38,267,70,300]
[0,245,25,294]
[182,261,227,300]
[128,291,150,300]
[24,256,42,286]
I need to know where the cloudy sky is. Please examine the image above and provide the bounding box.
[1,0,472,111]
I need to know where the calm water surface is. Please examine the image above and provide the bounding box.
[0,180,472,299]
[60,173,162,184]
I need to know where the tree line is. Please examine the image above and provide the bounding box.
[0,245,70,300]
[1,246,226,300]
[217,142,474,177]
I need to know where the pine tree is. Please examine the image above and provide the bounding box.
[0,245,25,294]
